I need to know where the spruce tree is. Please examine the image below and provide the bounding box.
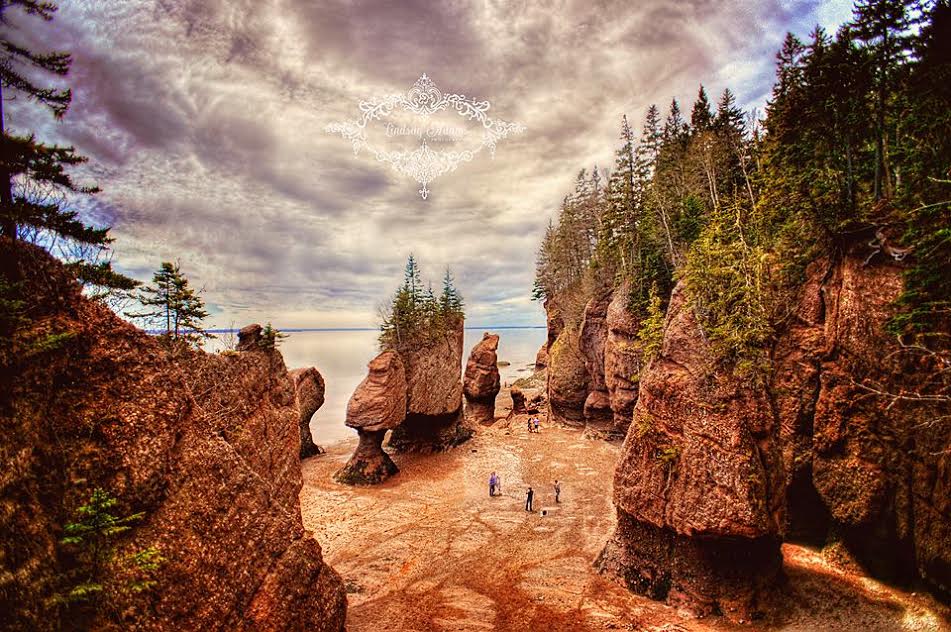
[0,1,133,290]
[133,262,208,347]
[690,86,714,132]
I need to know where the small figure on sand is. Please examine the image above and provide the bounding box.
[533,417,541,433]
[527,417,534,433]
[489,471,501,497]
[554,480,561,503]
[525,486,534,512]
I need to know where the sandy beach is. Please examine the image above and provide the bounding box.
[300,396,950,632]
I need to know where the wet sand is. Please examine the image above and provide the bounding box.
[301,402,949,632]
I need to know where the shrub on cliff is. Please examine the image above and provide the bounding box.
[379,255,464,349]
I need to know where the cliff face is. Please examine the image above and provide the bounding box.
[544,286,642,439]
[0,242,346,631]
[774,254,950,596]
[598,283,784,620]
[604,283,642,437]
[600,251,951,615]
[388,319,472,452]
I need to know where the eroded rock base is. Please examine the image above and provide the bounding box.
[301,428,325,459]
[597,510,782,621]
[388,411,473,453]
[465,398,496,425]
[335,430,398,485]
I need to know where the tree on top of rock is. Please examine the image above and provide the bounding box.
[380,256,464,349]
[132,262,209,349]
[0,1,134,293]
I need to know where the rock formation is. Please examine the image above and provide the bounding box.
[546,325,590,426]
[289,366,326,459]
[579,293,613,436]
[604,283,642,436]
[534,343,548,371]
[236,322,263,350]
[511,381,547,415]
[463,332,501,425]
[773,253,950,596]
[388,319,472,452]
[598,283,784,620]
[335,351,407,485]
[0,241,346,631]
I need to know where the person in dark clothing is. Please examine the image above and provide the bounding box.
[525,487,534,512]
[489,472,498,497]
[554,480,561,503]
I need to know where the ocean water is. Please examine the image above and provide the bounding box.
[233,327,547,446]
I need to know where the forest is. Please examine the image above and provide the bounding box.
[534,0,950,386]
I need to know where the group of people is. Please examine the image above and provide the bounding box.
[527,416,541,433]
[488,471,561,512]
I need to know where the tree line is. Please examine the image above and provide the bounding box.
[535,0,950,381]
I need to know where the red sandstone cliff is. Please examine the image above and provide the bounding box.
[0,241,346,631]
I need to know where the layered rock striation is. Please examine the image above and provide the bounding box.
[463,332,501,425]
[0,241,346,631]
[336,351,407,485]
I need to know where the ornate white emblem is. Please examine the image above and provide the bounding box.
[326,73,525,199]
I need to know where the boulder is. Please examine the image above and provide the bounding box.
[604,283,642,436]
[546,327,589,426]
[598,283,784,620]
[464,332,501,424]
[388,320,472,452]
[511,383,546,415]
[0,241,346,631]
[289,367,326,459]
[336,351,407,485]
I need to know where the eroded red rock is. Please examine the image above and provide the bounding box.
[289,366,326,459]
[604,283,642,437]
[464,332,501,424]
[336,351,407,485]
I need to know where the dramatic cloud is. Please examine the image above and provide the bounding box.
[10,0,853,328]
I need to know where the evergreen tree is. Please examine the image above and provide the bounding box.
[133,262,209,347]
[690,85,714,132]
[0,1,133,292]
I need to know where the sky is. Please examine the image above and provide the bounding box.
[9,0,855,328]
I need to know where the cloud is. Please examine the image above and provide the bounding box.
[10,0,853,328]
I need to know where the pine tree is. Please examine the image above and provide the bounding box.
[133,262,208,347]
[690,86,714,132]
[0,1,133,291]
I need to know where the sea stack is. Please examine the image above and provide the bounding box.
[463,332,501,425]
[597,283,784,621]
[388,319,472,452]
[289,367,326,459]
[336,351,407,485]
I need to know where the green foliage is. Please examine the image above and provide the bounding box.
[637,283,665,363]
[379,256,464,349]
[0,1,136,290]
[258,322,288,349]
[58,488,164,611]
[655,444,681,465]
[131,261,210,348]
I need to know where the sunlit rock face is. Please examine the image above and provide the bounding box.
[0,241,346,632]
[336,351,406,485]
[598,283,784,621]
[289,366,326,459]
[464,332,501,425]
[388,319,472,452]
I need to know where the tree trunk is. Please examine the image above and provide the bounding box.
[0,83,17,240]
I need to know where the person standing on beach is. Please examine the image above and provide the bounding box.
[525,487,534,512]
[554,480,561,503]
[489,472,498,497]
